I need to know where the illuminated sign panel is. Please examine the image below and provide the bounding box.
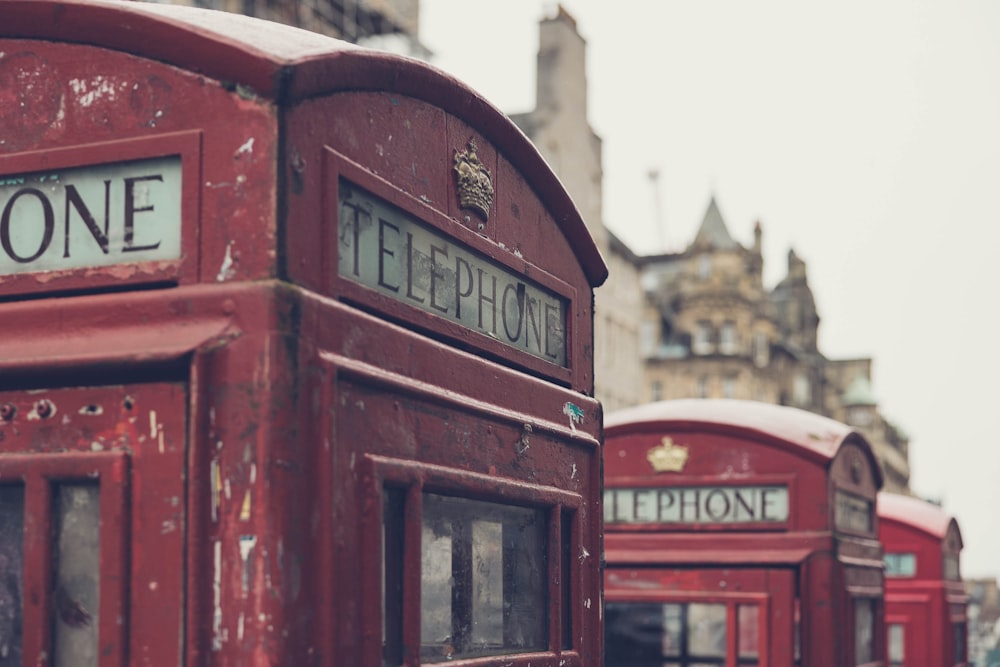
[337,179,568,366]
[0,156,182,274]
[604,485,789,525]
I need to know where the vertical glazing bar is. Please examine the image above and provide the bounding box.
[21,476,51,666]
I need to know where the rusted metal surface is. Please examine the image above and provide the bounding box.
[0,1,606,665]
[604,399,886,667]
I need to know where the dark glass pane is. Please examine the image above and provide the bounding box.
[605,602,668,666]
[382,488,404,667]
[52,484,100,667]
[561,510,572,650]
[853,598,874,665]
[0,486,24,667]
[420,494,546,662]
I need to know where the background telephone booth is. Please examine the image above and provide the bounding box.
[603,399,886,667]
[0,2,607,665]
[878,492,969,667]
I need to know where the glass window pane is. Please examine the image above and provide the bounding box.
[738,604,760,658]
[420,494,546,662]
[885,552,917,577]
[0,486,24,667]
[604,602,667,664]
[662,603,682,656]
[854,598,874,665]
[888,623,905,665]
[688,603,726,657]
[53,483,100,667]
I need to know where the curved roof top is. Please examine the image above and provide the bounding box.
[2,0,608,286]
[606,398,880,477]
[878,492,963,545]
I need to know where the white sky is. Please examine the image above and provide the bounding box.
[420,0,1000,580]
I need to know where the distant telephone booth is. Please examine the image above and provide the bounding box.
[878,492,969,667]
[603,399,886,667]
[0,2,607,665]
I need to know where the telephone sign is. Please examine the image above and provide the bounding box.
[0,156,181,273]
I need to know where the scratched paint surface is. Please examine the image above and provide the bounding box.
[0,382,186,667]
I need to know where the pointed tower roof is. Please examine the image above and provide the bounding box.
[691,197,739,250]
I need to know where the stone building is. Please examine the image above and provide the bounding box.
[156,0,427,56]
[640,198,911,491]
[508,8,645,413]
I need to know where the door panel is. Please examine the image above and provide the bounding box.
[0,383,186,666]
[605,568,797,667]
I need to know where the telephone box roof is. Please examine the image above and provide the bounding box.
[878,491,963,545]
[1,0,608,286]
[606,398,882,483]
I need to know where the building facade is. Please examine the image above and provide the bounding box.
[508,8,645,413]
[640,199,911,492]
[156,0,427,56]
[501,6,909,491]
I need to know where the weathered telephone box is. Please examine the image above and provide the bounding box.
[0,2,607,665]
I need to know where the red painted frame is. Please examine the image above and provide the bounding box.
[879,492,969,667]
[604,399,886,667]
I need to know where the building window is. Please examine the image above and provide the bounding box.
[651,381,662,402]
[697,375,708,399]
[719,322,737,355]
[722,375,736,399]
[792,374,811,406]
[698,254,712,279]
[753,332,769,367]
[693,321,713,355]
[847,406,872,427]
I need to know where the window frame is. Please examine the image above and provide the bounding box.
[0,451,128,667]
[364,454,583,667]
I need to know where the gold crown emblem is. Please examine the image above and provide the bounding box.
[647,437,689,473]
[453,139,494,221]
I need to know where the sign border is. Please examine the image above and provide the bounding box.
[324,147,576,385]
[0,131,202,297]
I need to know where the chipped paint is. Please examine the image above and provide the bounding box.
[239,489,252,521]
[68,76,125,108]
[212,540,224,650]
[235,137,255,157]
[563,402,584,432]
[216,242,237,282]
[211,459,221,522]
[239,535,257,594]
[517,423,532,454]
[570,463,577,480]
[149,410,158,438]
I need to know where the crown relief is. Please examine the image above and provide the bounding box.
[453,139,494,222]
[646,437,690,473]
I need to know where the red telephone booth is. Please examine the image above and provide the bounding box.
[603,399,886,667]
[0,2,607,665]
[878,492,969,667]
